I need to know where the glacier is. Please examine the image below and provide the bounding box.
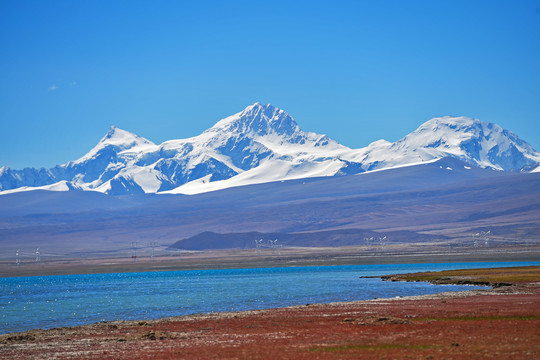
[1,103,539,195]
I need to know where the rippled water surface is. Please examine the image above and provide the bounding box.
[1,261,537,334]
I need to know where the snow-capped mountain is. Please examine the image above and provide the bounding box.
[357,116,540,172]
[1,103,539,195]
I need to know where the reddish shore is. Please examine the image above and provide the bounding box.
[1,267,539,359]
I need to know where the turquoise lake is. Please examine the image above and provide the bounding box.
[1,261,538,334]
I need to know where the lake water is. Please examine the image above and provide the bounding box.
[1,261,538,334]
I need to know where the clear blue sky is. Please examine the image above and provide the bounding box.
[1,0,539,169]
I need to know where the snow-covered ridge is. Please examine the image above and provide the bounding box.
[357,116,540,172]
[72,126,156,165]
[1,103,539,195]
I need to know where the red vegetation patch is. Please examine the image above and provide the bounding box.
[1,283,539,359]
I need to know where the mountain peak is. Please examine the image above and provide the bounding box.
[243,102,274,113]
[97,126,154,147]
[394,116,540,170]
[69,126,155,165]
[206,102,301,139]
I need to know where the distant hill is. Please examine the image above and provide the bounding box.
[0,157,538,256]
[168,229,448,251]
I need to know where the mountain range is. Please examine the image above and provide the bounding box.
[2,103,539,196]
[1,155,538,256]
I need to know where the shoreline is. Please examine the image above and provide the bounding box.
[1,266,539,359]
[0,285,509,336]
[0,283,496,338]
[1,247,539,278]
